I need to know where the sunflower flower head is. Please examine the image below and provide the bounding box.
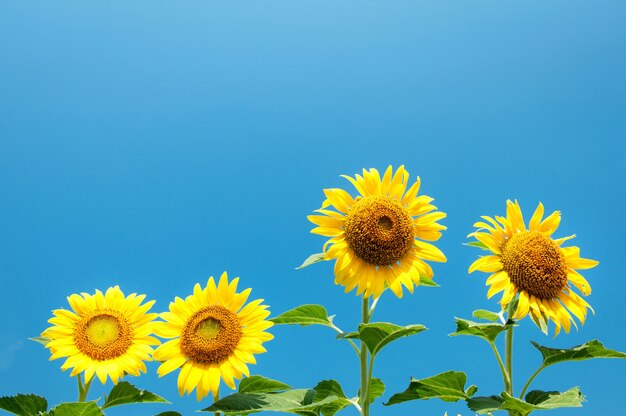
[468,200,599,335]
[42,286,160,384]
[308,165,447,299]
[153,272,274,401]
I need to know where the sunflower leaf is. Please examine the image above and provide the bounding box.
[341,322,427,357]
[419,275,439,287]
[312,380,351,416]
[466,395,503,414]
[356,377,385,404]
[239,376,292,393]
[154,413,183,416]
[385,371,476,405]
[202,388,341,415]
[29,336,51,347]
[472,310,502,323]
[450,317,512,343]
[48,402,103,416]
[101,382,168,409]
[296,253,327,270]
[270,304,335,328]
[500,388,584,415]
[530,339,626,368]
[0,394,47,416]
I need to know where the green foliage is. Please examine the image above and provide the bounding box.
[296,253,327,269]
[472,309,502,323]
[339,322,426,357]
[450,317,512,343]
[367,378,385,403]
[47,402,103,416]
[419,275,439,287]
[270,304,335,328]
[154,413,182,416]
[238,375,292,394]
[203,376,351,416]
[531,339,626,368]
[386,371,476,405]
[101,382,168,409]
[0,394,47,416]
[467,388,584,415]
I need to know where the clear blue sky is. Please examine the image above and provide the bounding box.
[1,1,625,415]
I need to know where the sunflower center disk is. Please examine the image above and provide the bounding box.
[344,195,414,266]
[180,305,242,365]
[74,309,133,361]
[501,231,568,300]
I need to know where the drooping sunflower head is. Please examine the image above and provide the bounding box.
[308,165,447,299]
[468,200,599,335]
[42,286,159,384]
[153,272,273,401]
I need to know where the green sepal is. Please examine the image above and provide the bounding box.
[450,317,513,343]
[47,402,103,416]
[464,241,490,251]
[472,309,502,323]
[29,337,51,347]
[296,253,327,269]
[531,339,626,368]
[385,371,476,405]
[338,322,427,357]
[270,305,335,328]
[101,381,169,409]
[419,275,439,287]
[0,394,47,416]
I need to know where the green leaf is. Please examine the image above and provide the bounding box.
[531,339,626,368]
[0,394,47,416]
[368,378,385,403]
[296,253,327,269]
[270,305,334,328]
[385,371,476,405]
[450,317,512,343]
[48,402,103,416]
[202,388,338,415]
[239,376,292,393]
[101,381,168,409]
[419,275,439,287]
[468,388,584,416]
[311,380,351,416]
[499,388,583,415]
[29,337,51,347]
[472,310,501,323]
[340,322,427,357]
[466,395,503,414]
[154,413,182,416]
[464,241,490,251]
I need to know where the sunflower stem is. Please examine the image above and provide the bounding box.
[489,341,511,393]
[359,296,371,416]
[519,365,545,399]
[505,302,514,396]
[77,373,92,402]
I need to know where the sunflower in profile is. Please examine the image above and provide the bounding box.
[468,200,599,335]
[153,272,273,400]
[42,286,159,384]
[308,165,447,299]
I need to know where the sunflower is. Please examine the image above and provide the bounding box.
[308,165,447,299]
[42,286,159,384]
[153,272,274,400]
[468,200,599,335]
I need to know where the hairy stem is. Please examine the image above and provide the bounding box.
[359,297,371,416]
[519,366,546,399]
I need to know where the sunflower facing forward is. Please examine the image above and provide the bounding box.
[308,165,447,299]
[468,200,599,335]
[42,286,159,384]
[153,272,273,400]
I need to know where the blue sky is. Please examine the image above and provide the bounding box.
[1,1,625,415]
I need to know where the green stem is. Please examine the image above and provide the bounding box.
[359,297,371,416]
[77,374,92,402]
[489,341,511,393]
[505,301,516,416]
[519,366,545,399]
[330,322,361,357]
